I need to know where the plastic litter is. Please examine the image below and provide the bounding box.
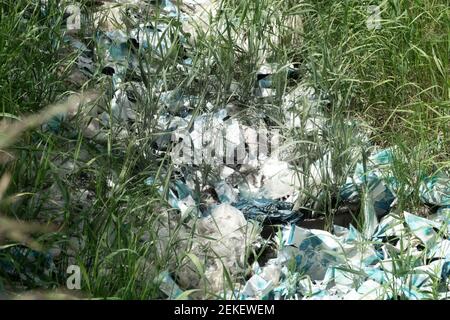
[234,198,301,225]
[240,210,450,300]
[340,149,397,218]
[175,204,258,294]
[0,246,56,284]
[158,271,185,299]
[144,109,449,300]
[420,172,450,207]
[145,178,199,219]
[42,1,450,300]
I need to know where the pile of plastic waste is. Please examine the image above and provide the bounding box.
[241,204,450,300]
[156,142,450,299]
[39,0,449,300]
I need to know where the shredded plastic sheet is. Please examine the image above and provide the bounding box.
[175,204,259,295]
[0,246,57,284]
[146,112,450,299]
[420,173,450,207]
[234,198,302,225]
[158,271,185,299]
[340,149,397,218]
[238,209,450,300]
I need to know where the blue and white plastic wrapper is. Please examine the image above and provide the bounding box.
[145,178,199,218]
[340,149,397,218]
[158,271,184,299]
[240,206,450,300]
[234,198,300,225]
[281,225,346,280]
[419,173,450,207]
[241,274,274,299]
[403,211,442,247]
[362,191,379,239]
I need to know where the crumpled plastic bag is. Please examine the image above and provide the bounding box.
[234,198,302,225]
[340,149,397,218]
[419,172,450,207]
[175,204,258,295]
[241,207,450,300]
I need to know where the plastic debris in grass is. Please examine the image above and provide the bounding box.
[43,91,102,135]
[0,245,57,285]
[240,208,450,300]
[281,225,349,281]
[93,21,186,123]
[96,30,130,78]
[166,108,236,165]
[419,172,450,207]
[361,190,379,239]
[129,23,174,57]
[258,156,301,201]
[234,198,302,225]
[145,177,199,219]
[431,207,450,235]
[152,203,261,298]
[158,271,185,299]
[341,149,450,219]
[151,113,306,227]
[404,211,443,247]
[343,279,388,300]
[281,83,328,134]
[340,149,397,218]
[158,90,201,117]
[161,117,303,224]
[162,0,186,19]
[64,35,95,78]
[241,274,276,299]
[214,181,238,204]
[256,63,301,89]
[140,95,450,300]
[175,204,259,295]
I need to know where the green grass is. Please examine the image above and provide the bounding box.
[0,0,74,114]
[0,0,448,299]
